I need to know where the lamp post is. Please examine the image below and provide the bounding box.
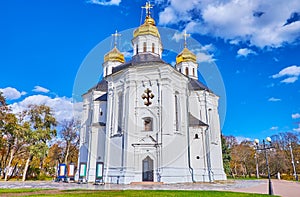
[254,137,275,195]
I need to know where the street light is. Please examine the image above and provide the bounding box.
[254,137,275,195]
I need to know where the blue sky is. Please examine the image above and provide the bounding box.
[1,0,300,141]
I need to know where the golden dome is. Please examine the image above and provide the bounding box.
[133,16,160,38]
[176,47,197,64]
[104,47,125,63]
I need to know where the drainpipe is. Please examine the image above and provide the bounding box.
[186,79,195,183]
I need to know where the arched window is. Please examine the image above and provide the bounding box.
[175,93,180,131]
[185,67,189,75]
[117,93,123,133]
[179,68,181,73]
[136,44,139,54]
[194,133,199,139]
[152,43,155,53]
[143,42,147,52]
[192,68,195,76]
[143,117,153,131]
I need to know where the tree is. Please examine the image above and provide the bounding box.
[3,113,20,181]
[221,135,231,175]
[21,104,56,181]
[60,119,80,164]
[230,140,255,177]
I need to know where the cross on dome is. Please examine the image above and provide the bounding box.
[112,30,121,48]
[142,1,153,17]
[183,30,190,48]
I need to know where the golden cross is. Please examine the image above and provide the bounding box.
[111,30,121,47]
[183,30,190,48]
[142,1,153,17]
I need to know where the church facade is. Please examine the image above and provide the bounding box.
[78,2,226,184]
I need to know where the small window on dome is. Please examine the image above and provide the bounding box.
[143,42,147,52]
[152,43,155,53]
[193,68,195,76]
[185,67,189,75]
[136,44,139,54]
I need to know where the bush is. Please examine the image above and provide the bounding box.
[281,174,295,181]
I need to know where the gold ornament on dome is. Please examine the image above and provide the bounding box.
[104,47,125,63]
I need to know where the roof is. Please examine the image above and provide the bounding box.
[176,47,197,64]
[133,16,160,38]
[112,53,166,74]
[104,47,125,63]
[188,78,212,92]
[189,113,208,127]
[95,93,107,101]
[88,79,108,93]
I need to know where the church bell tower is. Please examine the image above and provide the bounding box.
[102,31,125,77]
[175,31,198,79]
[131,1,163,58]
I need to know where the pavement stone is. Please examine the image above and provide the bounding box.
[0,179,299,196]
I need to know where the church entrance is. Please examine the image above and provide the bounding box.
[142,156,154,181]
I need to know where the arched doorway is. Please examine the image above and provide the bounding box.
[142,156,154,181]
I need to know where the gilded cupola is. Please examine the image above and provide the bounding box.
[102,30,125,77]
[133,16,160,39]
[176,47,197,64]
[131,1,163,58]
[104,47,125,63]
[175,31,199,79]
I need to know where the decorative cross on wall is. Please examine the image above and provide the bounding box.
[141,88,154,106]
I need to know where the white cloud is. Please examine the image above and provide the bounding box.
[196,52,216,63]
[272,65,300,78]
[191,47,216,63]
[157,0,300,48]
[200,44,215,52]
[268,97,281,102]
[270,126,278,130]
[0,87,26,100]
[272,65,300,84]
[159,7,178,25]
[281,76,298,83]
[122,51,132,59]
[293,124,300,132]
[292,113,300,119]
[32,85,50,93]
[10,95,82,123]
[172,32,183,42]
[87,0,121,6]
[237,48,257,57]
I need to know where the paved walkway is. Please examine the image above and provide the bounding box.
[231,179,300,197]
[0,179,299,196]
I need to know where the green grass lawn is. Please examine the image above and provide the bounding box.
[0,189,277,197]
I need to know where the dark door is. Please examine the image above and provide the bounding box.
[142,156,154,181]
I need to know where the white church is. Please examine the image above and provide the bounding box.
[78,2,226,184]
